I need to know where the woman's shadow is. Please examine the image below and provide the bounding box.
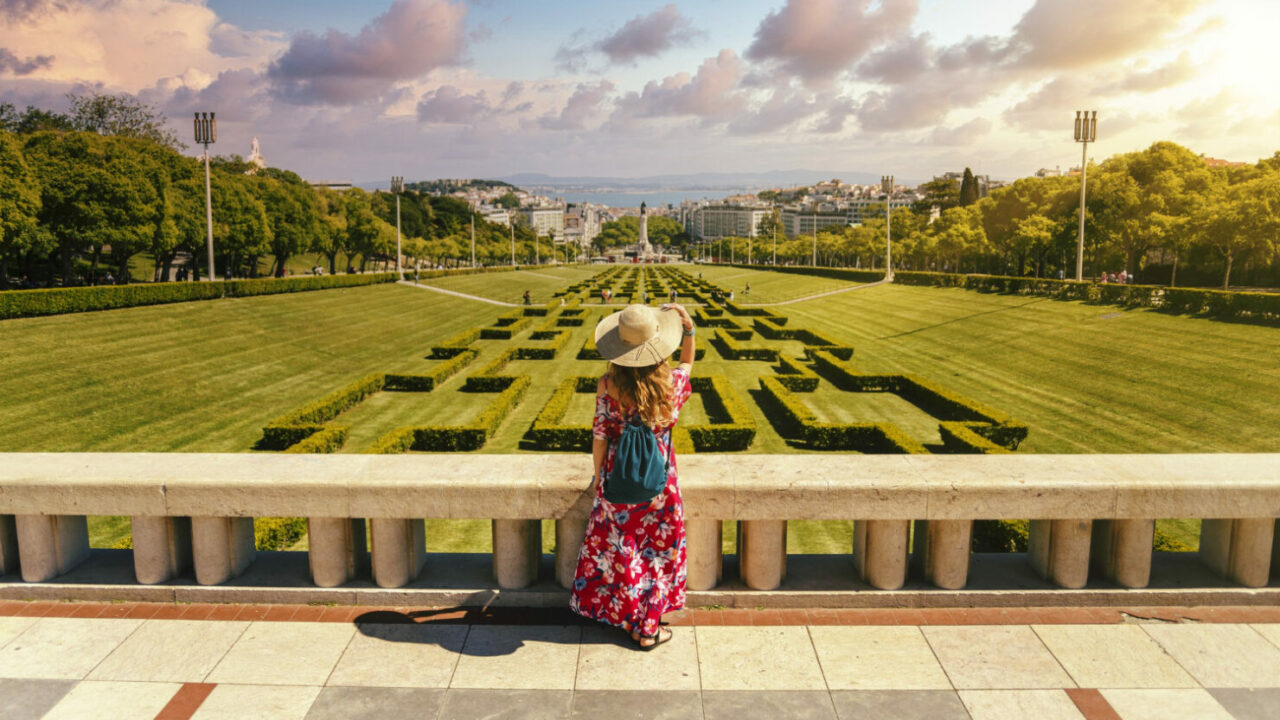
[352,606,593,657]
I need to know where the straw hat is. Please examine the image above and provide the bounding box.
[594,304,683,367]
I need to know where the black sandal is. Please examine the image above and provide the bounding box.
[632,627,673,651]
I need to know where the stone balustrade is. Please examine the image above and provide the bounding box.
[1,453,1277,602]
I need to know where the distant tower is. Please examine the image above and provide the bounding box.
[639,201,651,255]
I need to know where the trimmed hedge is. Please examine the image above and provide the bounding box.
[259,373,385,449]
[0,272,401,320]
[757,376,925,453]
[939,422,1011,454]
[430,328,481,358]
[775,355,819,391]
[712,328,778,361]
[682,374,756,451]
[367,375,530,452]
[385,349,478,390]
[480,312,533,339]
[283,426,349,454]
[524,375,598,451]
[464,349,517,390]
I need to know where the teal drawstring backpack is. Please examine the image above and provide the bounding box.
[604,414,671,504]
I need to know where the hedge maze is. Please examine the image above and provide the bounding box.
[257,265,1028,456]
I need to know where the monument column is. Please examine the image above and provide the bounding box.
[639,202,651,257]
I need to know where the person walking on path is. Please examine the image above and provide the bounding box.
[570,302,696,649]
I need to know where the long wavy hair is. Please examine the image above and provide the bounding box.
[609,361,675,429]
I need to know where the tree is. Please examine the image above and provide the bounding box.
[68,91,183,150]
[928,206,987,273]
[255,169,321,276]
[495,191,519,209]
[0,104,74,134]
[0,132,42,287]
[959,168,979,206]
[1194,173,1280,289]
[913,176,959,214]
[210,172,271,277]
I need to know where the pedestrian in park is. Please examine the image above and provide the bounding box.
[571,302,697,650]
[523,290,532,305]
[745,283,750,295]
[669,289,677,303]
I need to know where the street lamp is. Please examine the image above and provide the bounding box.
[193,112,216,281]
[882,175,894,281]
[772,213,777,266]
[1073,110,1097,281]
[811,209,817,267]
[390,176,403,280]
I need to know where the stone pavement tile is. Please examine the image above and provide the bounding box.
[0,617,142,679]
[89,620,249,682]
[1141,624,1280,688]
[327,623,466,688]
[449,625,581,689]
[0,677,77,720]
[575,624,700,691]
[1064,689,1122,720]
[1031,624,1197,689]
[958,690,1085,720]
[1249,623,1280,650]
[829,690,970,720]
[695,626,825,691]
[0,616,37,648]
[1205,688,1280,720]
[304,687,446,720]
[570,689,703,719]
[923,625,1075,690]
[702,690,837,720]
[191,684,322,720]
[1099,689,1233,720]
[41,680,184,720]
[156,683,217,720]
[437,688,573,720]
[206,621,356,686]
[810,626,952,690]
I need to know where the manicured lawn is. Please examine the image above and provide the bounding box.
[687,264,866,303]
[3,265,1275,553]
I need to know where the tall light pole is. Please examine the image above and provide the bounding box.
[469,212,476,267]
[1074,110,1097,281]
[772,213,777,266]
[882,175,894,281]
[811,210,818,267]
[390,176,403,280]
[193,112,216,281]
[509,219,516,266]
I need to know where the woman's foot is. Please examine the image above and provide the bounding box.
[630,627,673,650]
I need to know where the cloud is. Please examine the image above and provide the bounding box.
[538,80,614,130]
[928,117,993,146]
[555,4,700,71]
[268,0,468,105]
[1106,52,1197,94]
[0,47,51,74]
[745,0,918,83]
[856,34,932,85]
[1010,0,1203,70]
[417,85,494,124]
[209,22,283,59]
[611,49,745,123]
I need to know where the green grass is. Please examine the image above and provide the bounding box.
[418,266,600,303]
[4,265,1275,553]
[687,265,866,303]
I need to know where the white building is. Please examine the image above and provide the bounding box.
[690,205,770,240]
[517,207,566,238]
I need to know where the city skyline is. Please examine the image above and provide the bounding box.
[1,0,1277,183]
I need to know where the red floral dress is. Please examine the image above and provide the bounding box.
[569,367,692,637]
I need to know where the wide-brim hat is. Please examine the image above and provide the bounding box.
[594,304,683,367]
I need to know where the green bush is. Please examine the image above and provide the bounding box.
[775,355,819,391]
[938,422,1010,454]
[464,349,517,390]
[682,374,756,451]
[480,312,532,339]
[385,349,478,390]
[260,373,386,449]
[712,328,778,361]
[524,375,598,451]
[0,272,403,320]
[284,426,349,453]
[255,517,308,550]
[758,376,927,453]
[972,520,1029,552]
[729,264,885,284]
[430,328,481,358]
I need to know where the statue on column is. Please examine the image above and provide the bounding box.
[639,201,651,256]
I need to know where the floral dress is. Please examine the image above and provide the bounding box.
[569,367,692,637]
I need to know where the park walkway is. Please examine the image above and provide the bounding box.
[1,601,1278,719]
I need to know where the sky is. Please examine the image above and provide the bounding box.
[1,0,1278,184]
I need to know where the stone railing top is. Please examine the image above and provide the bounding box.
[1,452,1278,520]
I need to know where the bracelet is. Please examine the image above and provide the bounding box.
[682,327,696,337]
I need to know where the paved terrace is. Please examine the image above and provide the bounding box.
[3,602,1280,719]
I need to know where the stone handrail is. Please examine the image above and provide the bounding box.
[1,453,1277,599]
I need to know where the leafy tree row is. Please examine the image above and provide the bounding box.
[594,215,689,254]
[735,143,1280,289]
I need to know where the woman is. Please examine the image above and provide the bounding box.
[570,302,696,649]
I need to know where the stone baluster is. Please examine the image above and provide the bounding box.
[1029,519,1092,588]
[492,519,541,589]
[131,516,192,585]
[191,517,256,585]
[685,519,723,591]
[1200,518,1274,588]
[739,519,786,590]
[14,514,89,583]
[307,518,367,588]
[854,520,910,590]
[917,519,972,590]
[369,518,426,588]
[1090,519,1154,588]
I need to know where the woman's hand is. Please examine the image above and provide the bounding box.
[661,303,693,330]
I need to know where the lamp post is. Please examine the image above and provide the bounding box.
[390,176,403,280]
[811,210,817,267]
[470,213,476,267]
[772,213,777,266]
[1073,110,1097,281]
[882,175,894,281]
[193,112,216,281]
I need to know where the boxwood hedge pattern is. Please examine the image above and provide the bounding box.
[259,265,1026,459]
